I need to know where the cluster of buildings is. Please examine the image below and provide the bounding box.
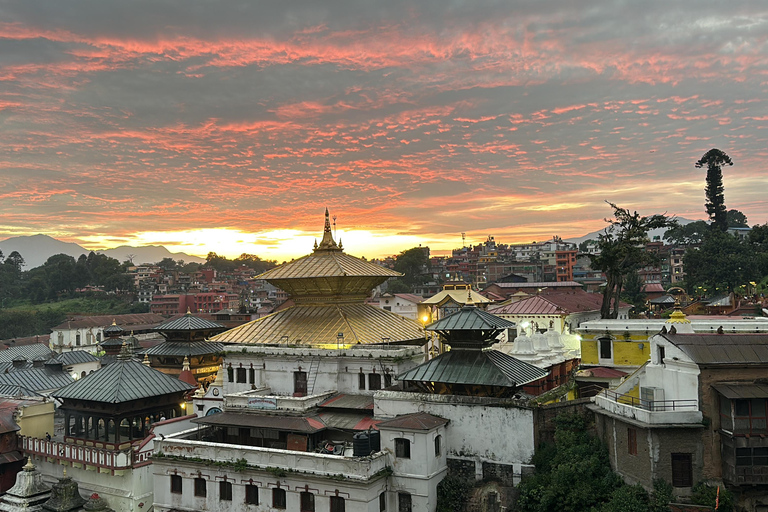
[2,211,768,511]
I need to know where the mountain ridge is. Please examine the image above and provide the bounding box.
[0,234,206,269]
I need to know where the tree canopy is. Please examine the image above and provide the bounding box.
[695,148,732,232]
[586,203,675,318]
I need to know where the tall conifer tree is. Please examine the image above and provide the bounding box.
[695,148,733,231]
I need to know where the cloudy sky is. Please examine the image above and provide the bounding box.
[1,1,767,260]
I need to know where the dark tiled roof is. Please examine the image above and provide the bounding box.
[397,349,548,388]
[377,412,448,431]
[53,359,194,403]
[490,290,629,315]
[488,281,582,289]
[192,412,325,433]
[0,367,73,392]
[139,340,224,357]
[661,333,768,365]
[155,313,225,332]
[52,313,165,330]
[427,306,515,331]
[55,351,99,365]
[0,344,54,363]
[103,323,124,335]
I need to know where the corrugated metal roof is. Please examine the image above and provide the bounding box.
[397,350,548,388]
[0,344,53,363]
[211,302,424,345]
[662,334,768,365]
[0,384,42,397]
[53,359,194,403]
[427,306,515,332]
[712,382,768,399]
[317,411,378,430]
[0,367,73,392]
[487,281,582,289]
[192,412,324,433]
[258,251,401,280]
[377,412,448,431]
[318,394,374,410]
[55,351,99,365]
[155,313,225,332]
[140,341,225,357]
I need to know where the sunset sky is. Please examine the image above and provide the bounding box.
[1,1,768,261]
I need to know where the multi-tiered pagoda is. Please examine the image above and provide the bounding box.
[212,210,424,346]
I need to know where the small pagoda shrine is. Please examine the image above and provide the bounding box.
[53,344,195,445]
[41,470,85,512]
[139,310,226,387]
[98,322,141,366]
[0,461,51,512]
[212,209,425,346]
[398,297,548,397]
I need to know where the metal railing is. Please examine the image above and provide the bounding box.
[598,389,698,412]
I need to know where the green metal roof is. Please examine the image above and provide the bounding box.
[397,349,548,388]
[155,313,225,332]
[140,340,225,357]
[53,358,195,403]
[427,305,515,332]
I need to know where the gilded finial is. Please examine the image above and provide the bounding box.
[186,307,192,315]
[315,208,340,251]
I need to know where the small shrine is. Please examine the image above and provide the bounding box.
[53,344,195,445]
[398,298,549,397]
[0,461,51,512]
[41,470,85,512]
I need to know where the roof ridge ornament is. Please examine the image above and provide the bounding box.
[315,208,341,251]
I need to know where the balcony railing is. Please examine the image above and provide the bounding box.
[594,389,702,425]
[20,436,153,470]
[599,389,698,412]
[154,429,389,482]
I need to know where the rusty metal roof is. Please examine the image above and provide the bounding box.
[397,349,548,388]
[662,333,768,365]
[318,394,374,410]
[192,411,325,433]
[712,382,768,399]
[377,412,448,431]
[211,302,425,346]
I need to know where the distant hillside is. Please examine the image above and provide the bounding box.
[98,245,206,265]
[0,234,205,269]
[565,217,700,245]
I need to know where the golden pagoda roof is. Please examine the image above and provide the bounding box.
[210,302,425,346]
[421,289,492,306]
[255,209,401,300]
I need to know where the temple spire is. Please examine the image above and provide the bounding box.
[315,208,340,251]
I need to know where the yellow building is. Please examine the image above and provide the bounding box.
[0,397,54,439]
[577,310,768,369]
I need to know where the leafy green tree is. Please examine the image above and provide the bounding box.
[620,270,646,313]
[684,230,758,293]
[600,485,650,512]
[663,220,708,246]
[516,413,628,512]
[691,481,733,512]
[393,247,428,289]
[695,148,733,232]
[726,209,748,228]
[157,257,178,271]
[587,203,675,319]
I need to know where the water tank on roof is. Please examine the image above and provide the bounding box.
[369,429,380,453]
[353,432,370,457]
